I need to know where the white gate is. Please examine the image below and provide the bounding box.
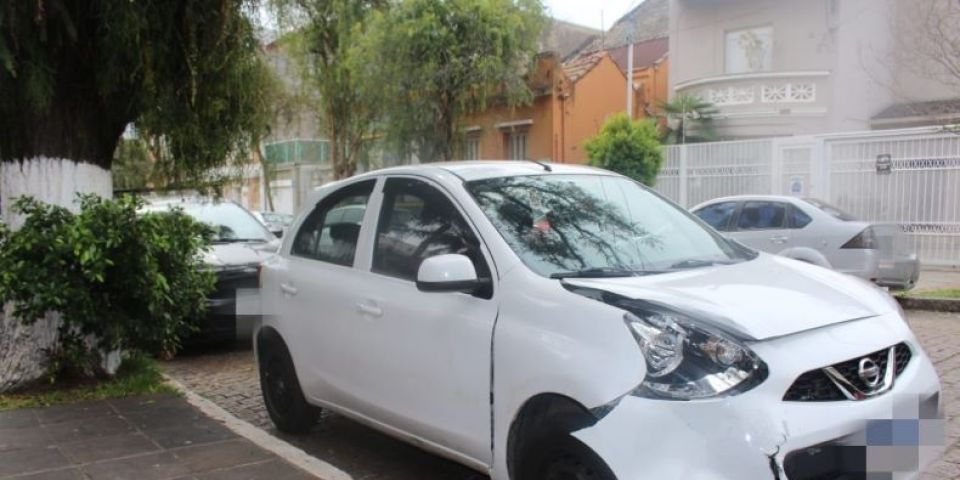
[658,127,960,267]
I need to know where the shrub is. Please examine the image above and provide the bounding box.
[0,194,215,379]
[584,114,664,186]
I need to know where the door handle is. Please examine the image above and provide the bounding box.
[355,301,383,318]
[769,235,789,245]
[280,282,298,296]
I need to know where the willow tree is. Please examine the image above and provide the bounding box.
[0,0,267,389]
[356,0,545,163]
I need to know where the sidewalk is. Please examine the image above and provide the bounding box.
[916,269,960,292]
[0,394,317,480]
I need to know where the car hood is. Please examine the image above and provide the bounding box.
[205,240,280,268]
[564,254,895,341]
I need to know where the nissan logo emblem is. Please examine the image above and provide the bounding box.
[858,358,882,388]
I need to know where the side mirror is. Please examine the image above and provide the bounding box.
[417,254,486,293]
[271,228,284,239]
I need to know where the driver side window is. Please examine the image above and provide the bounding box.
[373,178,490,286]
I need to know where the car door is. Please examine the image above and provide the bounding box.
[329,176,498,466]
[277,179,379,401]
[783,202,822,251]
[729,201,790,252]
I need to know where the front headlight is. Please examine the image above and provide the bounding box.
[624,308,768,400]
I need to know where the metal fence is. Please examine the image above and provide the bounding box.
[657,127,960,268]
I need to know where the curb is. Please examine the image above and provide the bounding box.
[896,296,960,313]
[164,376,353,480]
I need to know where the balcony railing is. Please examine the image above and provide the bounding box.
[675,71,830,108]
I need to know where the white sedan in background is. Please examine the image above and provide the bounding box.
[691,195,920,290]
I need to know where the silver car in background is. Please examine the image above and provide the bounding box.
[692,195,920,290]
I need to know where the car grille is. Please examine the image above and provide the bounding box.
[211,267,259,300]
[783,343,912,402]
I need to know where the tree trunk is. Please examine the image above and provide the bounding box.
[254,143,275,211]
[0,157,113,392]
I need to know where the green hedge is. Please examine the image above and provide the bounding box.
[0,195,216,379]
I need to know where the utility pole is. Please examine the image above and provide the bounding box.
[600,10,605,49]
[626,37,634,119]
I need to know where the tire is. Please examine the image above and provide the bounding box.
[520,434,618,480]
[258,342,320,434]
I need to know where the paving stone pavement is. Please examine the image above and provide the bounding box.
[0,394,316,480]
[163,310,960,480]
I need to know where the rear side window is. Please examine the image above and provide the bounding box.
[737,202,787,230]
[292,180,375,266]
[694,202,739,231]
[373,178,491,289]
[788,205,813,229]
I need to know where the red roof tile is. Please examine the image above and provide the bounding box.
[608,37,669,74]
[561,51,608,83]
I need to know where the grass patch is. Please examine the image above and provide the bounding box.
[900,288,960,300]
[0,354,179,411]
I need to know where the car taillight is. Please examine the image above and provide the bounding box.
[842,227,878,249]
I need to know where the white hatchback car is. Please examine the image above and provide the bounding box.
[691,195,920,290]
[257,162,941,480]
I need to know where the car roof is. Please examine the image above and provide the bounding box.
[353,160,616,183]
[140,196,238,211]
[302,161,624,213]
[692,195,807,209]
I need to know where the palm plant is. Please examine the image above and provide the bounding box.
[658,94,720,144]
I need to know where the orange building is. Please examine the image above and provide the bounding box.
[608,38,670,119]
[461,40,669,164]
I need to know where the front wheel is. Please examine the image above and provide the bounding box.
[520,435,618,480]
[259,343,320,434]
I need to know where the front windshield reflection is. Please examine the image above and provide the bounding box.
[467,174,751,277]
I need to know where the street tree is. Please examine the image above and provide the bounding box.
[112,137,155,192]
[658,94,719,144]
[248,58,299,210]
[584,114,664,187]
[272,0,387,179]
[0,0,268,390]
[887,0,960,93]
[356,0,546,163]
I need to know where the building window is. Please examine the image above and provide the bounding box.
[725,26,773,74]
[506,131,528,160]
[464,135,481,160]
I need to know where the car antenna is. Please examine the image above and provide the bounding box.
[529,159,552,172]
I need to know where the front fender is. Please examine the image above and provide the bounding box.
[490,270,644,479]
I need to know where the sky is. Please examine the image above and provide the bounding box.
[257,1,645,38]
[543,0,645,31]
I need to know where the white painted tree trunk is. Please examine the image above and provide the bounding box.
[0,157,113,392]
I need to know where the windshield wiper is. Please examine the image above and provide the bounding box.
[668,258,737,270]
[550,267,648,279]
[212,238,268,244]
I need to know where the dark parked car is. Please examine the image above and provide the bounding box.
[252,211,294,238]
[144,198,279,343]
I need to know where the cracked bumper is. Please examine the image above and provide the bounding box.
[572,313,943,480]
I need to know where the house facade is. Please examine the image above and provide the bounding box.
[460,51,632,164]
[461,4,671,164]
[668,0,960,138]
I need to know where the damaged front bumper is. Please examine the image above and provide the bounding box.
[572,313,943,480]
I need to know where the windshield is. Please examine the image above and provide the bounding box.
[466,174,754,277]
[803,198,858,221]
[261,212,293,226]
[181,203,275,242]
